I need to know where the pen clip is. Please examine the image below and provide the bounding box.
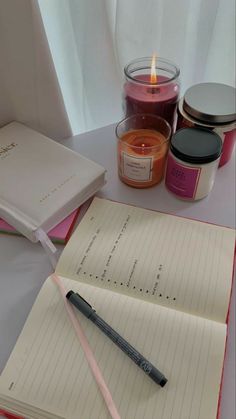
[66,290,95,318]
[75,292,92,308]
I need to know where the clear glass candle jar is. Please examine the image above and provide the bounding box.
[116,114,171,188]
[123,57,180,130]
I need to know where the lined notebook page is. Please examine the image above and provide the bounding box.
[0,276,226,419]
[56,198,235,323]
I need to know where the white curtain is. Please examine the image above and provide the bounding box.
[1,0,235,137]
[0,0,72,140]
[38,0,236,135]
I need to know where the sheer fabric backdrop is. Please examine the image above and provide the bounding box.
[0,0,72,140]
[38,0,235,135]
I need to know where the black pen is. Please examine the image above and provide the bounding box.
[66,290,167,387]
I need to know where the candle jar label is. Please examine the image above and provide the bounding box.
[165,154,201,199]
[121,152,153,181]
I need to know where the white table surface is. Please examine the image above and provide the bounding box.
[0,123,235,419]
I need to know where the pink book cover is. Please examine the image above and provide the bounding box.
[0,208,80,244]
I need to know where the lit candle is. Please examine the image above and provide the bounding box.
[116,114,171,188]
[123,56,180,130]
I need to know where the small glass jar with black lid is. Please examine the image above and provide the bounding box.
[165,127,222,200]
[177,83,236,167]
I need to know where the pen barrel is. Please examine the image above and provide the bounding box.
[66,291,167,387]
[91,313,167,387]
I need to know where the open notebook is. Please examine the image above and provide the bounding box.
[0,198,235,419]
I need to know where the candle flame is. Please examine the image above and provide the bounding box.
[150,54,157,84]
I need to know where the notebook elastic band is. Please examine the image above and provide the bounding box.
[51,274,121,419]
[35,228,58,269]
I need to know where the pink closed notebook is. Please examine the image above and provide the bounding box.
[0,208,80,244]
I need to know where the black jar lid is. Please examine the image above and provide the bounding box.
[170,128,222,164]
[183,83,236,124]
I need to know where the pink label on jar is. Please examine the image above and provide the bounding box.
[218,128,236,167]
[165,154,201,199]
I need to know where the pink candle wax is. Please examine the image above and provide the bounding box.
[124,74,179,129]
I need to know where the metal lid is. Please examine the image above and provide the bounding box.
[170,128,222,164]
[183,83,236,124]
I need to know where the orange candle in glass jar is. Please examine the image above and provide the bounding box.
[118,128,169,188]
